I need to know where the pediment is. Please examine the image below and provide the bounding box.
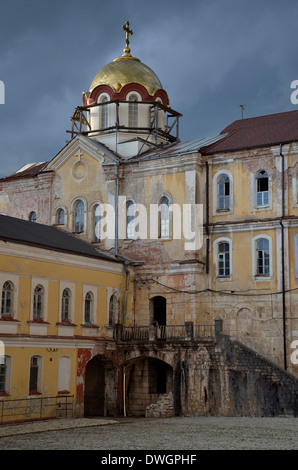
[45,135,117,172]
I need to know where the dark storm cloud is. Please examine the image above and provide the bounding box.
[0,0,297,177]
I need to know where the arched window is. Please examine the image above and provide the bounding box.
[159,197,170,238]
[218,175,230,210]
[84,292,93,324]
[94,204,102,242]
[29,211,37,223]
[256,238,270,275]
[61,288,71,322]
[1,281,13,317]
[33,285,44,319]
[57,208,65,225]
[109,293,118,327]
[126,201,135,239]
[217,242,230,277]
[74,200,84,233]
[256,170,269,206]
[101,96,108,130]
[128,94,138,128]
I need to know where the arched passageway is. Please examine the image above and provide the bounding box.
[84,355,118,417]
[124,357,174,416]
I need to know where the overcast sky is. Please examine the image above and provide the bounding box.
[0,0,297,177]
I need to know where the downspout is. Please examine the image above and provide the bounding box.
[279,143,287,370]
[123,263,130,325]
[115,162,119,256]
[205,161,210,274]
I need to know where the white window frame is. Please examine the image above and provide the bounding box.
[0,273,18,320]
[213,237,232,280]
[83,284,98,325]
[126,91,141,129]
[256,170,269,208]
[59,282,75,323]
[213,169,233,215]
[159,196,170,239]
[71,197,87,234]
[126,200,135,240]
[108,291,119,327]
[30,279,48,322]
[91,202,103,242]
[251,234,273,280]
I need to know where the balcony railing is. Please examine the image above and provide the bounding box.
[114,322,215,343]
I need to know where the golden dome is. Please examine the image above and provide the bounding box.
[89,55,163,96]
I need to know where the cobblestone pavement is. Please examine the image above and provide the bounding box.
[0,416,297,450]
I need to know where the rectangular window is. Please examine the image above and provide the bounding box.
[29,356,39,392]
[0,359,6,392]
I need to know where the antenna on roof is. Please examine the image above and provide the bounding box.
[239,104,246,119]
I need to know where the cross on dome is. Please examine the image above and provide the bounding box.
[122,21,133,57]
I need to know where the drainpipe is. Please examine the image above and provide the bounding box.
[115,162,119,256]
[123,366,126,417]
[205,161,210,274]
[279,143,287,370]
[123,263,130,325]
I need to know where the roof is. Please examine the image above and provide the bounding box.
[131,135,227,161]
[201,110,298,155]
[89,55,163,96]
[0,214,122,263]
[0,162,50,182]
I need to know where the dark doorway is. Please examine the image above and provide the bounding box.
[151,296,166,326]
[84,356,105,416]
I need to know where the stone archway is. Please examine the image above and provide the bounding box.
[123,356,174,417]
[84,355,118,417]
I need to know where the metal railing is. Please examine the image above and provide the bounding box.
[115,323,215,342]
[0,394,74,425]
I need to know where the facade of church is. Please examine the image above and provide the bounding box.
[0,22,298,421]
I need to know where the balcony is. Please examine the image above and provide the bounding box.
[114,321,217,343]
